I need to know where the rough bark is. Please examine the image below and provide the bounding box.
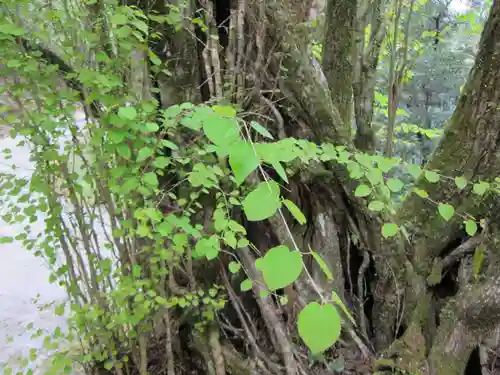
[372,0,500,366]
[322,0,358,126]
[352,0,386,153]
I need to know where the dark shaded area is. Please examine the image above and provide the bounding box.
[465,346,481,375]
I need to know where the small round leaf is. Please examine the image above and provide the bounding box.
[438,203,454,222]
[382,223,399,238]
[354,184,371,197]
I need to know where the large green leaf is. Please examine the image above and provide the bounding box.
[259,245,303,291]
[203,116,241,146]
[242,180,281,221]
[297,302,341,354]
[228,141,260,185]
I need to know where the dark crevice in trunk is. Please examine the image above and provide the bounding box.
[194,0,211,102]
[214,0,231,51]
[433,265,460,299]
[465,346,481,375]
[395,323,407,340]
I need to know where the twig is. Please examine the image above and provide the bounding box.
[357,249,370,338]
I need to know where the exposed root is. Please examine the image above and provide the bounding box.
[238,247,299,375]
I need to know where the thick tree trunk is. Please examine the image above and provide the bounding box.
[372,1,500,372]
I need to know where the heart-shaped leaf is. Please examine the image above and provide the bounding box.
[228,141,260,185]
[259,245,303,291]
[438,203,454,221]
[242,180,281,221]
[297,302,341,354]
[455,176,467,190]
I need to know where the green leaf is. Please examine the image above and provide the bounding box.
[407,164,422,179]
[424,170,440,183]
[228,141,260,185]
[137,147,154,162]
[464,220,478,236]
[118,107,137,120]
[331,291,356,326]
[473,245,485,280]
[240,279,253,292]
[242,180,281,221]
[272,161,288,183]
[438,203,454,221]
[203,116,241,146]
[111,13,128,25]
[297,302,341,354]
[152,156,170,168]
[142,172,159,188]
[413,187,428,198]
[229,261,241,274]
[354,184,371,197]
[117,144,131,159]
[386,178,404,193]
[310,251,332,280]
[161,140,179,150]
[473,182,489,196]
[283,199,306,224]
[455,176,467,190]
[382,223,398,238]
[259,245,303,291]
[366,168,383,185]
[368,201,385,212]
[250,121,274,139]
[212,105,237,117]
[195,236,220,260]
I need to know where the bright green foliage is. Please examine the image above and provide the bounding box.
[424,170,440,183]
[438,203,455,221]
[386,178,404,193]
[473,181,489,196]
[297,302,341,354]
[283,199,307,224]
[331,291,356,325]
[464,220,478,236]
[229,261,241,274]
[240,279,253,292]
[203,116,241,146]
[354,184,372,197]
[368,200,385,212]
[473,245,485,280]
[455,176,468,190]
[251,121,274,139]
[382,223,399,238]
[242,180,282,221]
[310,251,333,280]
[228,140,260,185]
[257,245,303,291]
